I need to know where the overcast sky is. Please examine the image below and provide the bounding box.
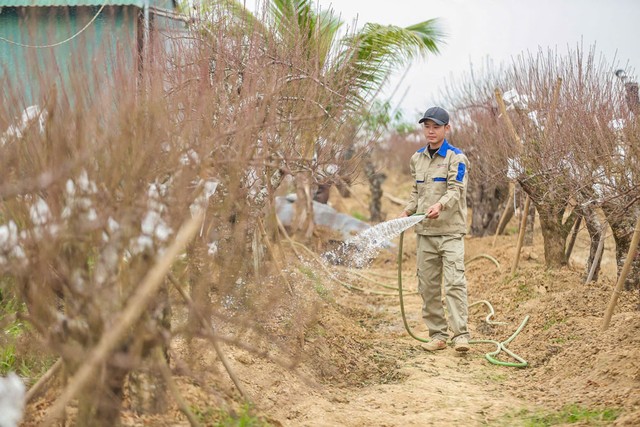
[304,0,640,119]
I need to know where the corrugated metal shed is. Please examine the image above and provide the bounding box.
[1,0,144,6]
[0,0,184,106]
[0,0,177,11]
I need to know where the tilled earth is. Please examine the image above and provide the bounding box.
[23,184,640,426]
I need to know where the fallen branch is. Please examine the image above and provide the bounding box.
[25,359,62,403]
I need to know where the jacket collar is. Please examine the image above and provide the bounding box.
[437,139,451,157]
[422,139,450,157]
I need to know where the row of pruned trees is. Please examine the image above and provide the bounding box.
[0,1,445,425]
[443,46,639,288]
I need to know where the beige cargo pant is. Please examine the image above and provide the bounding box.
[416,234,469,342]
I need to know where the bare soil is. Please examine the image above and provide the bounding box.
[24,175,640,426]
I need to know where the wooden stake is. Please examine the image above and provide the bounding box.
[564,215,582,260]
[602,216,640,330]
[585,229,606,284]
[494,88,521,145]
[511,195,531,275]
[41,212,204,427]
[494,87,531,253]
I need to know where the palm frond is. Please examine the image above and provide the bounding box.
[196,0,270,38]
[271,0,314,36]
[314,9,343,68]
[335,18,445,104]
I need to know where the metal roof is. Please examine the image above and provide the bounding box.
[0,0,172,8]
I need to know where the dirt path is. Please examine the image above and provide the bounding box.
[246,227,639,426]
[259,282,532,427]
[282,344,528,426]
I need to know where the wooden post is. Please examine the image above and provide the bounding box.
[585,229,606,284]
[494,87,530,254]
[494,88,521,144]
[511,195,531,275]
[564,215,582,260]
[602,216,640,330]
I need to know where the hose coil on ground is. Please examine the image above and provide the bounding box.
[397,231,529,368]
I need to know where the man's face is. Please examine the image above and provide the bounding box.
[422,120,449,146]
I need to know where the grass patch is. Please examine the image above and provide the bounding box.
[0,295,56,381]
[505,226,519,236]
[298,266,331,299]
[351,211,367,222]
[486,372,508,383]
[542,317,566,331]
[191,403,270,426]
[515,282,535,302]
[498,405,620,426]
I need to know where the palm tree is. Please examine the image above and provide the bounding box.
[268,0,444,106]
[205,0,445,236]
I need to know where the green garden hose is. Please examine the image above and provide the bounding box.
[397,230,529,368]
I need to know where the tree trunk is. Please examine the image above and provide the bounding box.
[76,359,129,427]
[537,208,573,268]
[603,202,640,290]
[313,183,332,204]
[582,207,604,282]
[469,176,511,237]
[519,176,576,269]
[363,157,386,223]
[128,361,168,416]
[128,283,171,416]
[524,200,536,246]
[292,171,315,238]
[187,241,209,334]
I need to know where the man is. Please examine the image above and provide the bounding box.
[399,106,470,352]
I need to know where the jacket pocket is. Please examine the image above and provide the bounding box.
[416,172,427,200]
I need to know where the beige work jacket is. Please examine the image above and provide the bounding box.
[404,139,469,236]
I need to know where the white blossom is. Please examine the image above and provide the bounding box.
[0,373,25,427]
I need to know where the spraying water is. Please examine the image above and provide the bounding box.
[323,214,426,268]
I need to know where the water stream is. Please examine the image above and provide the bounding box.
[323,214,425,268]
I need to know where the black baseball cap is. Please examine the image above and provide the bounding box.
[418,107,449,125]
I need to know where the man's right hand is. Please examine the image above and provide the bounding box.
[398,211,409,218]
